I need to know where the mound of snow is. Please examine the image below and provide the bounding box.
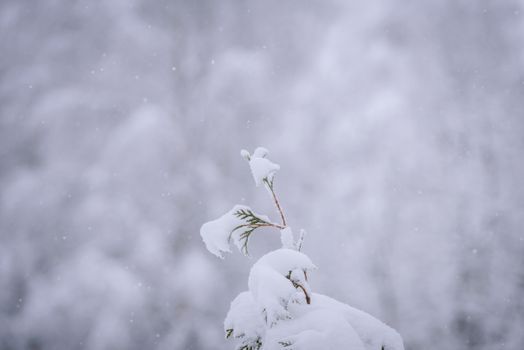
[262,293,404,350]
[311,294,404,350]
[252,248,316,275]
[248,249,316,325]
[224,248,404,350]
[224,291,265,346]
[265,306,365,350]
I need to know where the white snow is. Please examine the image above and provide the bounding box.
[252,248,317,276]
[240,149,251,160]
[311,293,405,350]
[242,147,280,186]
[206,147,405,350]
[200,205,273,258]
[223,248,404,350]
[296,229,307,251]
[252,147,269,158]
[249,264,297,324]
[280,227,295,249]
[251,292,404,350]
[224,291,265,343]
[199,205,248,258]
[264,305,365,350]
[247,249,316,325]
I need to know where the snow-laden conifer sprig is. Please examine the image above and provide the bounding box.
[233,208,284,230]
[230,208,285,255]
[200,147,405,350]
[201,147,291,258]
[241,147,286,227]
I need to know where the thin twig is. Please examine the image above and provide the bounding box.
[264,178,287,227]
[256,223,286,230]
[286,271,311,305]
[295,283,311,305]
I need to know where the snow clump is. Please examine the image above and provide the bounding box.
[241,147,280,187]
[200,205,269,258]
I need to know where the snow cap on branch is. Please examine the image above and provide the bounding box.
[248,249,317,325]
[253,248,316,275]
[200,205,246,258]
[241,147,280,187]
[200,205,270,258]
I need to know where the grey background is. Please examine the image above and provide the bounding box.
[1,0,524,349]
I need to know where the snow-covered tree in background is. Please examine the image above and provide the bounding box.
[201,147,404,350]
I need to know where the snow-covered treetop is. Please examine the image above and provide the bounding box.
[200,147,404,350]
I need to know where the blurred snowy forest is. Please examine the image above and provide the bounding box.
[1,0,524,349]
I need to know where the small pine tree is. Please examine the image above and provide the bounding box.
[200,147,405,350]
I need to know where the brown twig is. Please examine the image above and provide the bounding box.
[264,178,287,227]
[257,223,286,230]
[286,270,311,305]
[294,282,311,305]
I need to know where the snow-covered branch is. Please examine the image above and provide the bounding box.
[200,147,405,350]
